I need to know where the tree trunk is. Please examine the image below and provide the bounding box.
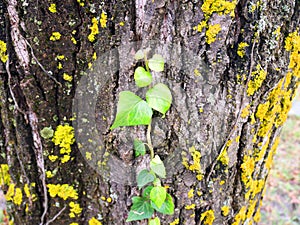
[0,0,299,224]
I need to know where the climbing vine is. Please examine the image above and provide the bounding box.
[111,49,174,224]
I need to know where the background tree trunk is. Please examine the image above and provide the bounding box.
[0,0,299,224]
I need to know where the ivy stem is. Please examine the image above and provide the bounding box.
[147,119,154,159]
[144,53,150,72]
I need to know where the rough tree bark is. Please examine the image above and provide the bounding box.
[0,0,299,224]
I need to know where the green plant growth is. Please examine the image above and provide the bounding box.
[110,49,174,224]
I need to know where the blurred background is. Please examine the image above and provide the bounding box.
[1,89,300,224]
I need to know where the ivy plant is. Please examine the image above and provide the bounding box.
[110,49,174,224]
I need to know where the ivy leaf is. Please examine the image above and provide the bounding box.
[142,186,154,197]
[149,217,161,225]
[134,49,144,60]
[151,193,174,215]
[137,169,155,189]
[150,186,167,209]
[146,83,172,115]
[134,139,146,157]
[134,67,152,87]
[148,54,165,72]
[110,91,153,129]
[126,197,154,222]
[150,155,166,178]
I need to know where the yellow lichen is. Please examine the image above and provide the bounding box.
[63,73,73,82]
[88,217,102,225]
[169,218,180,225]
[50,32,61,41]
[106,197,112,203]
[255,101,270,122]
[5,183,15,201]
[232,206,246,225]
[185,204,196,210]
[100,11,107,28]
[46,171,54,178]
[0,40,8,63]
[56,55,65,60]
[47,184,78,200]
[13,188,22,206]
[53,124,75,163]
[246,199,257,218]
[187,189,194,198]
[77,0,84,7]
[240,155,255,188]
[86,152,92,160]
[48,3,57,13]
[285,31,300,78]
[221,205,230,216]
[241,105,250,118]
[237,42,249,58]
[200,209,215,225]
[71,37,77,45]
[88,18,99,42]
[265,137,280,170]
[70,223,79,225]
[182,146,203,181]
[119,21,125,26]
[0,164,11,186]
[201,0,237,18]
[48,155,58,162]
[193,21,207,32]
[217,148,229,165]
[247,64,267,96]
[69,201,82,218]
[206,24,221,44]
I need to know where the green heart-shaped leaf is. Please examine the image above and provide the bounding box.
[146,83,172,115]
[149,217,161,225]
[150,155,166,178]
[148,54,165,72]
[151,193,174,215]
[134,49,144,60]
[111,91,153,129]
[126,197,154,222]
[134,139,146,157]
[137,169,155,189]
[134,67,152,87]
[150,186,167,209]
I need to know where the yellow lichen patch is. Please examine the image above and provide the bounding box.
[46,171,54,178]
[5,183,15,201]
[255,101,270,122]
[77,0,84,7]
[221,205,230,216]
[53,124,75,163]
[185,204,196,210]
[63,73,73,82]
[50,32,61,41]
[86,152,92,160]
[265,137,280,170]
[48,3,57,13]
[70,223,79,225]
[88,18,99,42]
[240,155,255,188]
[169,218,180,225]
[241,105,250,118]
[0,40,8,63]
[71,37,77,45]
[237,42,249,58]
[56,55,65,60]
[13,188,22,206]
[0,164,11,186]
[206,24,221,44]
[187,189,194,198]
[88,217,102,225]
[217,148,229,165]
[182,146,203,181]
[253,200,262,223]
[119,21,125,26]
[246,199,257,219]
[200,209,215,225]
[232,206,246,225]
[193,21,207,32]
[48,155,58,162]
[100,11,107,28]
[47,184,78,200]
[285,31,300,78]
[273,27,281,41]
[201,0,237,18]
[254,134,270,162]
[247,64,267,96]
[69,201,82,218]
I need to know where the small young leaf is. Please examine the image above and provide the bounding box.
[149,217,161,225]
[142,186,154,197]
[150,186,167,209]
[134,139,146,157]
[151,193,174,215]
[137,169,155,189]
[150,155,166,178]
[110,91,153,129]
[126,197,154,222]
[146,83,172,115]
[134,49,144,60]
[148,54,164,72]
[134,67,152,87]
